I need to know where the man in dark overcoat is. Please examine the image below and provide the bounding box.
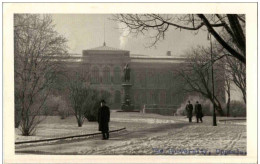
[98,100,110,140]
[185,100,193,123]
[195,101,203,123]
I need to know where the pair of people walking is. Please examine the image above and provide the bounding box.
[185,101,203,123]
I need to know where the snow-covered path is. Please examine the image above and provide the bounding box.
[15,116,246,155]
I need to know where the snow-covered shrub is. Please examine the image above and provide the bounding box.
[84,100,99,122]
[57,98,71,119]
[43,95,71,119]
[229,101,246,117]
[84,90,111,122]
[15,90,22,128]
[43,95,60,116]
[69,76,98,127]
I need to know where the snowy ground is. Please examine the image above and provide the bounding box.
[16,116,108,142]
[15,112,246,155]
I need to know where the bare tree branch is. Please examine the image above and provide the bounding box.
[113,14,246,64]
[178,46,225,115]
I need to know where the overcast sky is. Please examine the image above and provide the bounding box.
[52,14,210,57]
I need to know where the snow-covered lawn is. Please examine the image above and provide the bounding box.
[15,112,246,155]
[16,116,99,142]
[15,111,178,142]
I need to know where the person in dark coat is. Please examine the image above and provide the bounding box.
[195,101,203,123]
[98,100,110,140]
[185,100,193,123]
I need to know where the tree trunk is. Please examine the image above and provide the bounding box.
[215,106,224,116]
[226,83,231,117]
[226,97,230,117]
[21,126,30,136]
[77,118,83,127]
[212,98,225,116]
[15,110,21,128]
[242,91,246,104]
[210,97,224,116]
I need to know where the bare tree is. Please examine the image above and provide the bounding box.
[217,57,233,117]
[214,34,246,105]
[213,28,246,106]
[179,46,225,115]
[113,14,245,64]
[68,73,97,127]
[226,56,246,104]
[224,71,232,117]
[14,14,68,135]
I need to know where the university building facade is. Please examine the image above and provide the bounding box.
[63,43,225,111]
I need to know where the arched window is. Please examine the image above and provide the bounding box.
[166,91,171,104]
[170,71,175,87]
[140,72,146,88]
[148,91,155,104]
[114,90,121,104]
[147,72,154,87]
[171,92,178,105]
[164,72,170,88]
[91,66,99,84]
[103,66,110,84]
[136,72,145,88]
[159,91,166,104]
[114,67,121,84]
[158,72,164,88]
[135,72,140,87]
[140,91,145,104]
[134,92,141,104]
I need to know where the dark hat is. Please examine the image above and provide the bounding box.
[101,99,106,103]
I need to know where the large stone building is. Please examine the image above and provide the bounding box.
[62,42,225,112]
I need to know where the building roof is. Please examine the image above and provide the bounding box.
[131,58,187,64]
[130,55,188,63]
[130,55,187,60]
[87,42,129,52]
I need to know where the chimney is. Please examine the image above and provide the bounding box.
[167,51,171,56]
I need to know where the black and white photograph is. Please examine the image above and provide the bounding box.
[3,2,257,164]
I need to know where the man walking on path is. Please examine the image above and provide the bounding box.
[195,101,203,123]
[186,101,193,123]
[98,100,110,140]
